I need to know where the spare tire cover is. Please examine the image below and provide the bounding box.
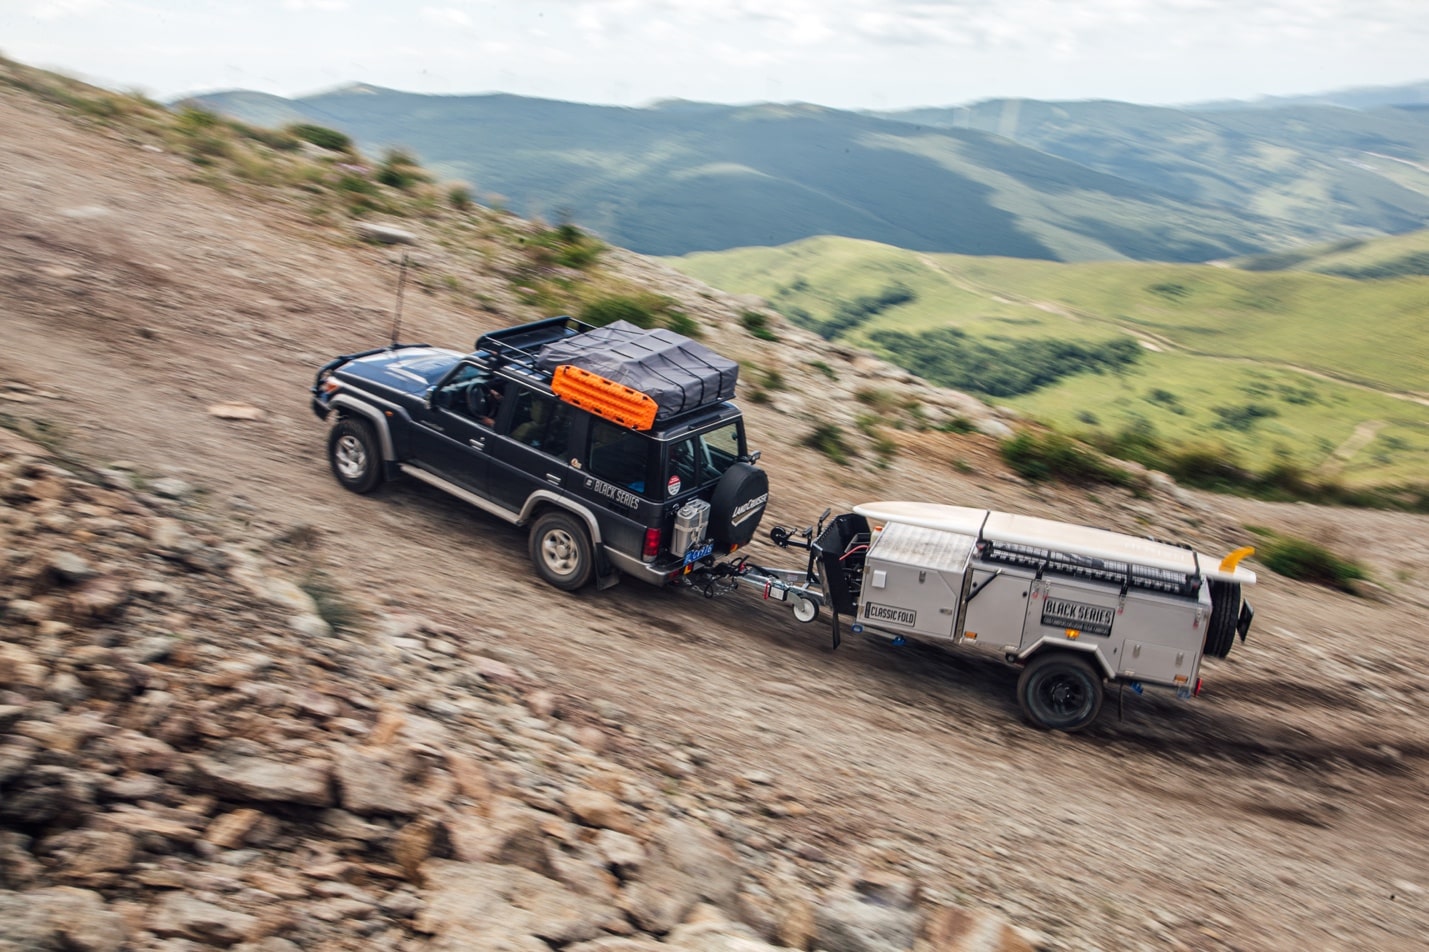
[709,462,770,550]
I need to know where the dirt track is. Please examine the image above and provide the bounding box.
[3,86,1428,951]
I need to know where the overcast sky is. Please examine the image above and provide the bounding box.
[5,0,1428,109]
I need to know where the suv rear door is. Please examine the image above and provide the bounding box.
[568,417,668,565]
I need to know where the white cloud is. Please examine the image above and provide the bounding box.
[421,6,472,28]
[5,0,1428,109]
[27,0,109,20]
[283,0,349,11]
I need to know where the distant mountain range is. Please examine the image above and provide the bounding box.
[187,81,1429,263]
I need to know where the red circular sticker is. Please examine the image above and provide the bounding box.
[667,475,682,496]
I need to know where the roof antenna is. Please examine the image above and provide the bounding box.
[389,253,410,348]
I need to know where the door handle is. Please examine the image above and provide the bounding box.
[545,473,562,485]
[468,438,485,450]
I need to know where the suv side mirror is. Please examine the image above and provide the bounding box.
[741,450,761,463]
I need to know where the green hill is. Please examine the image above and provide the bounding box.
[874,99,1429,241]
[1235,228,1429,280]
[187,85,1429,263]
[670,235,1429,492]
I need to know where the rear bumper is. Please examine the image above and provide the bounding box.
[605,547,683,587]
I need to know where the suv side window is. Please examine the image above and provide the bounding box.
[434,363,502,426]
[507,389,574,457]
[588,419,654,495]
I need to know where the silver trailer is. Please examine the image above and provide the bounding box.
[692,501,1256,731]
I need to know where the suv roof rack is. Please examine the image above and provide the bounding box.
[475,316,593,374]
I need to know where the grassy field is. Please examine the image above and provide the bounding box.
[671,235,1429,491]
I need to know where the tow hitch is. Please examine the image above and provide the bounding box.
[684,557,825,624]
[683,507,854,638]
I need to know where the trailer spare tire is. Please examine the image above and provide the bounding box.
[1204,579,1241,659]
[709,461,769,550]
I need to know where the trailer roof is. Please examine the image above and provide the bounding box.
[853,501,1255,585]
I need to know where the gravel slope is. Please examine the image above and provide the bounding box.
[2,82,1427,951]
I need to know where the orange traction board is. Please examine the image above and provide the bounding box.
[551,364,658,431]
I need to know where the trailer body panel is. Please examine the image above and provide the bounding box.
[856,522,976,641]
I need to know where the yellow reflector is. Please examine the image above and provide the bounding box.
[1065,629,1080,639]
[1220,546,1254,572]
[964,631,978,640]
[1174,674,1188,684]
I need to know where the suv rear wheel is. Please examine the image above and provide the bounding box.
[328,418,383,494]
[529,510,594,591]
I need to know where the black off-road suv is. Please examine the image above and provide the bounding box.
[311,316,769,591]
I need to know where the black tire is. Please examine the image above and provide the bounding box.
[1017,652,1104,732]
[529,510,594,591]
[1204,580,1241,659]
[709,461,769,550]
[328,417,384,494]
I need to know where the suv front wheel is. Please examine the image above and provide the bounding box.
[328,418,384,494]
[529,510,595,591]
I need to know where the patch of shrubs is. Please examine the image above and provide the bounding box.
[1250,529,1367,593]
[870,328,1141,398]
[1212,403,1278,432]
[580,296,658,328]
[376,148,430,190]
[287,123,353,153]
[804,423,854,466]
[1000,430,1133,487]
[530,222,603,269]
[815,284,916,338]
[1324,251,1429,280]
[578,293,690,334]
[1089,424,1429,512]
[447,183,473,210]
[740,310,778,341]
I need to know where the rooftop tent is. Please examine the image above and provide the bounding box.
[535,320,739,423]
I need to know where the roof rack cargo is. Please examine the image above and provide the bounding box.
[474,318,740,429]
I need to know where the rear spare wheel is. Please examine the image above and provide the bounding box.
[709,461,769,550]
[1204,580,1241,659]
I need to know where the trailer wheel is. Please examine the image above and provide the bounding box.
[328,417,384,494]
[792,597,819,623]
[529,511,594,591]
[1204,580,1241,659]
[1018,653,1104,732]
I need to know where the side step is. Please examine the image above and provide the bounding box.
[399,464,522,525]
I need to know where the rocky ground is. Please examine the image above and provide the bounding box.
[2,71,1428,951]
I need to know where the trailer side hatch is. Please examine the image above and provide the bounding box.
[857,522,977,641]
